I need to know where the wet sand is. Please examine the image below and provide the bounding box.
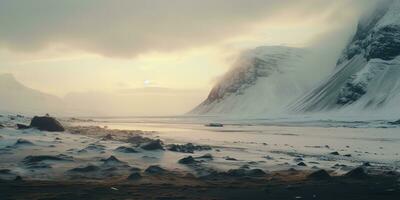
[1,171,399,200]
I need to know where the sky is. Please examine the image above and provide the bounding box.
[0,0,377,116]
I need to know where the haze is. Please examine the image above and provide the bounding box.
[0,0,377,116]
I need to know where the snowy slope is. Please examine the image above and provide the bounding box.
[0,74,67,115]
[291,0,400,115]
[190,46,308,115]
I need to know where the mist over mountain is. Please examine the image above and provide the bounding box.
[190,46,311,115]
[192,0,400,117]
[0,73,67,115]
[291,0,400,115]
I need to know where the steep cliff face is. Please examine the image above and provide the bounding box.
[190,46,308,115]
[291,0,400,114]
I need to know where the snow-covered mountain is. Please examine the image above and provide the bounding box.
[0,73,67,115]
[190,46,309,115]
[291,0,400,115]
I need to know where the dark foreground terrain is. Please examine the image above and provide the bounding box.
[1,172,399,200]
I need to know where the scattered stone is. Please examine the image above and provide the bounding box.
[363,162,371,167]
[22,155,72,164]
[205,123,223,127]
[0,124,4,128]
[294,157,304,162]
[388,119,400,125]
[16,124,30,130]
[330,151,340,155]
[141,139,164,150]
[226,168,266,177]
[145,165,166,175]
[102,134,113,140]
[225,157,237,161]
[167,143,212,153]
[14,139,34,146]
[127,172,142,180]
[69,165,100,173]
[30,116,65,132]
[345,167,368,179]
[0,169,12,174]
[130,167,141,172]
[100,156,127,165]
[126,135,153,146]
[197,153,213,159]
[14,176,23,181]
[308,170,331,180]
[178,156,196,164]
[115,146,139,153]
[297,162,307,166]
[344,154,352,157]
[263,155,274,160]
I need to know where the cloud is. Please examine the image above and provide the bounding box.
[0,0,376,58]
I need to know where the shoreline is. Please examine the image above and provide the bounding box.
[1,170,399,200]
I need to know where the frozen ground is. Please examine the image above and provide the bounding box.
[0,114,399,181]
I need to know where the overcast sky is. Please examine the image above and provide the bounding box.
[0,0,377,115]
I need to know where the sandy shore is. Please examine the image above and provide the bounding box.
[1,115,400,199]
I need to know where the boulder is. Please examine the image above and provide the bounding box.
[30,116,65,132]
[308,170,331,180]
[69,165,100,173]
[297,162,307,166]
[127,172,142,180]
[178,156,196,164]
[141,139,164,150]
[115,146,139,153]
[167,143,211,153]
[345,167,368,179]
[16,124,30,130]
[145,165,166,175]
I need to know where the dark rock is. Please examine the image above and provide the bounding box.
[14,139,34,146]
[0,169,12,174]
[226,168,266,177]
[130,167,141,172]
[297,162,307,166]
[205,123,224,127]
[363,162,371,167]
[389,119,400,125]
[22,155,72,164]
[178,156,196,164]
[126,135,153,146]
[0,124,4,128]
[30,116,65,132]
[308,170,331,180]
[115,146,139,153]
[198,153,213,159]
[127,172,142,180]
[14,176,23,181]
[167,143,211,153]
[145,165,166,175]
[247,169,267,177]
[16,124,30,130]
[102,134,113,140]
[225,156,237,161]
[345,167,368,179]
[141,139,164,150]
[330,151,340,155]
[69,165,100,173]
[344,154,352,157]
[100,156,126,165]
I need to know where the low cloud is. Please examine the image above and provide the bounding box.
[0,0,376,58]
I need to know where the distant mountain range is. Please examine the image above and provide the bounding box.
[0,73,67,115]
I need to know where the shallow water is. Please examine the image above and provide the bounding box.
[1,115,399,180]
